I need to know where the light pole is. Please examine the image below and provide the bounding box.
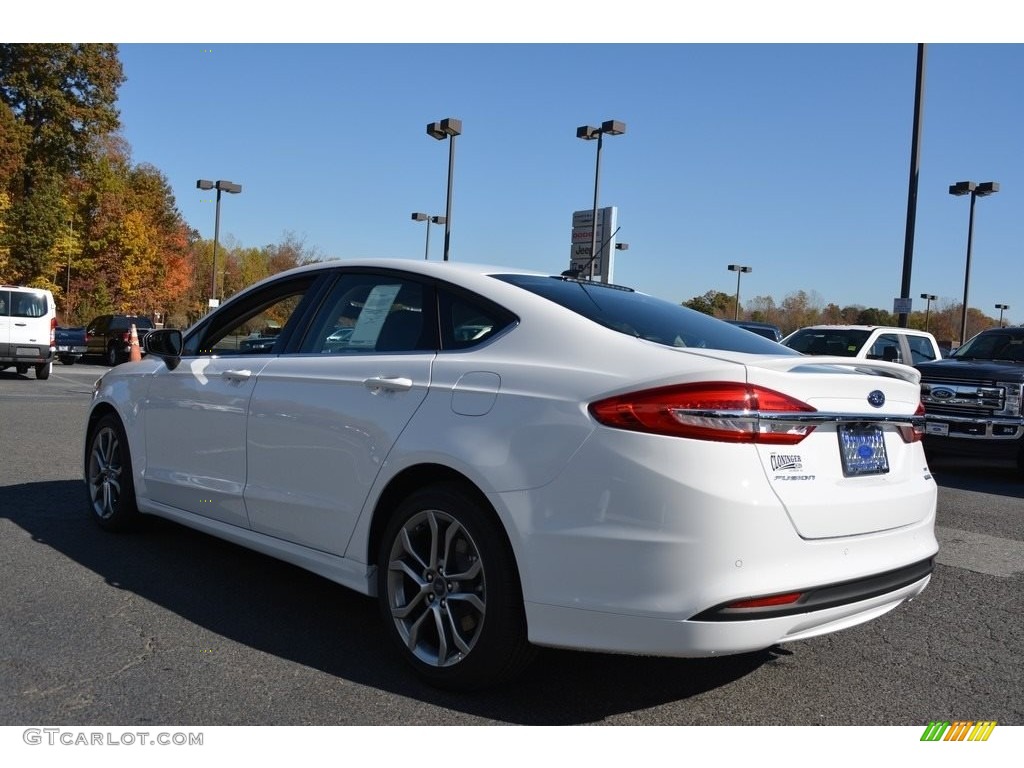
[727,264,752,320]
[949,180,999,344]
[426,118,461,261]
[920,293,937,332]
[996,303,1009,327]
[197,179,242,304]
[577,119,626,280]
[411,212,446,260]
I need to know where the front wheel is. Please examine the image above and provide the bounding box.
[377,483,535,690]
[86,413,139,531]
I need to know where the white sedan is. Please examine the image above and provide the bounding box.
[84,259,938,690]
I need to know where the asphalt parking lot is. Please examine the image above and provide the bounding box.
[1,361,1022,726]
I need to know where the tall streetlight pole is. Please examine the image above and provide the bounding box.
[920,293,937,332]
[426,118,461,262]
[995,303,1009,327]
[197,179,242,305]
[411,212,446,260]
[949,180,999,344]
[727,264,752,320]
[577,120,626,280]
[898,44,927,328]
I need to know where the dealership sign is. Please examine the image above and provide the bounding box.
[569,207,618,283]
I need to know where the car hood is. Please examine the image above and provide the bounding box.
[916,358,1024,378]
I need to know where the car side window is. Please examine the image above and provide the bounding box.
[301,273,431,354]
[183,276,318,357]
[868,333,902,363]
[438,288,516,350]
[907,335,937,363]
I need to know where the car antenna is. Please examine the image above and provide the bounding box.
[561,226,621,280]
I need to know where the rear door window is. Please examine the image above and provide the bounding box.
[300,272,435,354]
[906,335,937,363]
[10,291,47,318]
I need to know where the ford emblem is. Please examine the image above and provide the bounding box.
[867,390,885,408]
[931,387,955,400]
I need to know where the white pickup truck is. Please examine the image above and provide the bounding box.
[781,325,943,366]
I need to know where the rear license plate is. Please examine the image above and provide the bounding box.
[925,422,949,436]
[58,345,69,351]
[838,424,889,477]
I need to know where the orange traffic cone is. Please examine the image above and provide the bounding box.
[129,324,142,362]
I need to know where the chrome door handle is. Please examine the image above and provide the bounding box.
[222,369,252,382]
[363,376,413,392]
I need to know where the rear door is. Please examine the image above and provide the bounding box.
[0,290,10,352]
[86,316,110,357]
[244,271,435,555]
[7,289,52,350]
[744,357,934,539]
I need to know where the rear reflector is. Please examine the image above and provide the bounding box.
[589,382,818,445]
[727,592,803,609]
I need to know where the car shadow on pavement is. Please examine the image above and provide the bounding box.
[3,479,776,725]
[927,457,1024,499]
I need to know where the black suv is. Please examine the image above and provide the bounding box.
[85,314,154,366]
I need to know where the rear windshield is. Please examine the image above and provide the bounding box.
[782,328,871,356]
[111,316,153,330]
[494,275,795,355]
[2,290,48,318]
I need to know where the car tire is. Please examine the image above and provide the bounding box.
[85,413,139,531]
[59,355,76,365]
[106,344,120,367]
[377,483,535,690]
[16,365,28,375]
[35,361,51,379]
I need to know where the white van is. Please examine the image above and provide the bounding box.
[0,285,57,379]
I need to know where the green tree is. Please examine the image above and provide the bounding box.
[683,290,732,316]
[0,43,124,191]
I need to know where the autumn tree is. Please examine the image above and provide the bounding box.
[0,44,124,287]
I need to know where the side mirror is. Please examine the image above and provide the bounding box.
[143,328,183,370]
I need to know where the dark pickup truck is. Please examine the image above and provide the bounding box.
[55,326,88,365]
[917,326,1024,473]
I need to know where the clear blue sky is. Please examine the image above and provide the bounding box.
[13,8,1024,324]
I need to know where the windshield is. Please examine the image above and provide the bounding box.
[782,328,871,356]
[951,330,1024,361]
[495,275,796,355]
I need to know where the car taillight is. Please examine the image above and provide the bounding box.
[49,317,56,345]
[589,382,818,445]
[897,401,926,443]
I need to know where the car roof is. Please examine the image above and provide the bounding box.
[217,258,554,310]
[790,325,934,334]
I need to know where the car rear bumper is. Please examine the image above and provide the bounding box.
[525,573,931,657]
[0,342,54,365]
[496,427,938,656]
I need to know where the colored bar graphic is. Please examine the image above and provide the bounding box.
[920,720,996,742]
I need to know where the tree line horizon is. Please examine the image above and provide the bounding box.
[1,45,1014,339]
